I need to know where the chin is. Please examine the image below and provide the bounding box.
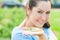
[34,23,44,28]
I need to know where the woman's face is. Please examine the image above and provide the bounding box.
[28,1,51,28]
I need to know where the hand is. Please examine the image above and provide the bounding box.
[22,27,48,40]
[22,27,44,35]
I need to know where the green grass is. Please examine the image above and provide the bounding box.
[0,8,60,40]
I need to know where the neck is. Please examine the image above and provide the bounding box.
[25,18,35,27]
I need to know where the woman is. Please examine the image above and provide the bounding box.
[11,0,57,40]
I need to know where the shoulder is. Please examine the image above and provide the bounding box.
[43,28,50,31]
[44,28,57,40]
[43,28,52,34]
[11,26,34,40]
[11,26,24,40]
[12,26,23,34]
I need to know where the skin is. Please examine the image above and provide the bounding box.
[20,1,51,40]
[25,1,51,28]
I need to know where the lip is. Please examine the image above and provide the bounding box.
[38,20,44,24]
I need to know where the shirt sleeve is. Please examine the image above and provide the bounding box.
[48,28,58,40]
[11,27,33,40]
[11,33,28,40]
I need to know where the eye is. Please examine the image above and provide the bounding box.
[37,11,42,13]
[46,11,50,14]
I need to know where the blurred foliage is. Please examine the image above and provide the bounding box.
[50,9,60,40]
[0,7,26,38]
[0,7,60,40]
[0,0,23,3]
[19,0,23,2]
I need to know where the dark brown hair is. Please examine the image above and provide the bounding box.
[29,0,50,10]
[43,22,50,28]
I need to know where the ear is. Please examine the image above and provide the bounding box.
[25,4,31,16]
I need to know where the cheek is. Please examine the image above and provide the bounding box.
[46,16,50,21]
[32,13,41,21]
[30,11,41,23]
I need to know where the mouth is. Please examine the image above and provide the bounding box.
[38,20,44,24]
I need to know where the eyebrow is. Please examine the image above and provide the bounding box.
[38,9,50,12]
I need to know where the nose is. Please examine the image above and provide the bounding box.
[41,13,47,22]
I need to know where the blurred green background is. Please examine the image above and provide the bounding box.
[0,7,60,40]
[0,0,60,40]
[0,7,26,40]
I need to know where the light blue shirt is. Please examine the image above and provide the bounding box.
[11,27,57,40]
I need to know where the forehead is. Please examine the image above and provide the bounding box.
[33,1,51,11]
